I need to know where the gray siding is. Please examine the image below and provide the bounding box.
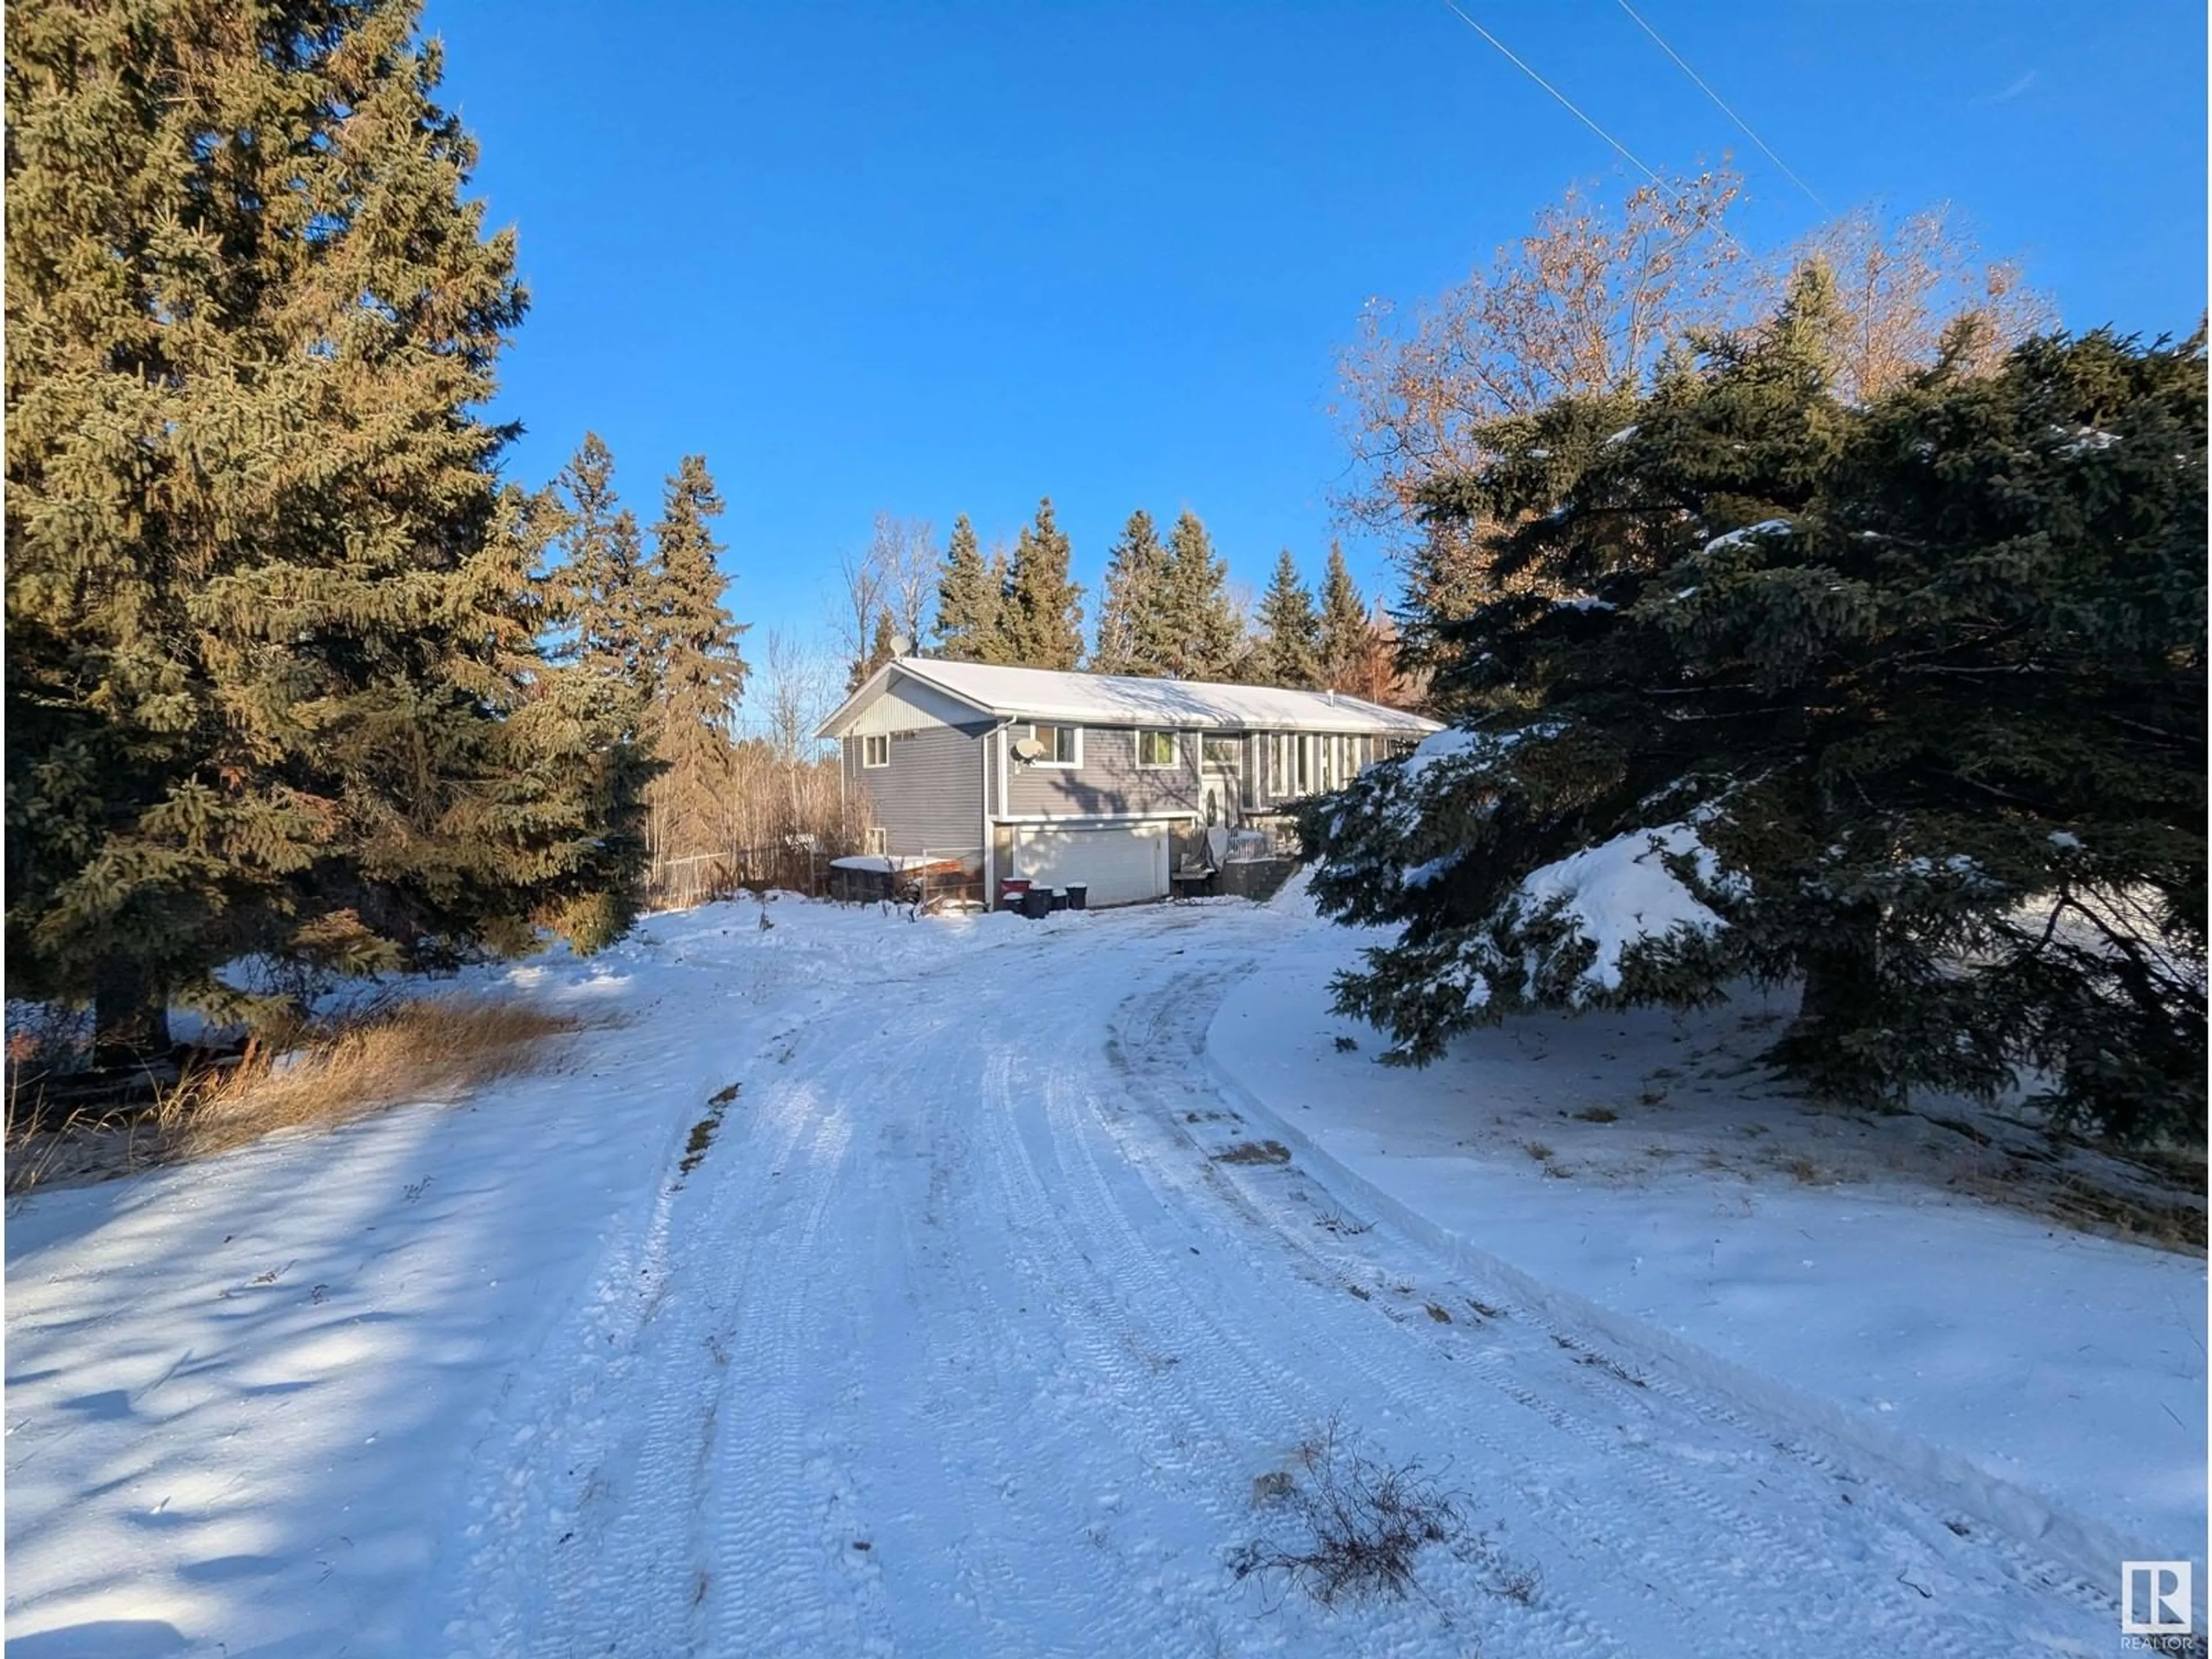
[1006,725,1203,819]
[846,726,984,854]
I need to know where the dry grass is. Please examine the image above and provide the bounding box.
[6,998,585,1194]
[175,998,586,1160]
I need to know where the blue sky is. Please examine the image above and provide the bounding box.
[429,0,2206,658]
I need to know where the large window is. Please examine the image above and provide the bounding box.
[861,733,890,768]
[1026,723,1080,766]
[1135,729,1179,768]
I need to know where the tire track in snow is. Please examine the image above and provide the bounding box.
[933,947,1622,1657]
[431,907,2120,1659]
[1099,956,2120,1654]
[435,1023,832,1657]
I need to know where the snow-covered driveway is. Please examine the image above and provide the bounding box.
[6,900,2147,1657]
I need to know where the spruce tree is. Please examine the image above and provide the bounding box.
[981,546,1016,662]
[639,457,749,867]
[933,514,1003,661]
[546,433,652,685]
[1000,497,1085,669]
[1093,509,1170,675]
[494,487,658,952]
[1160,509,1243,680]
[849,606,899,691]
[1318,542,1371,691]
[1252,550,1323,687]
[5,0,642,1055]
[1306,278,2206,1143]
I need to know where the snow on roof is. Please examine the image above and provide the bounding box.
[850,658,1442,737]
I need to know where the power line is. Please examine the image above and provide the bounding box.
[1437,0,1661,184]
[1613,0,1825,209]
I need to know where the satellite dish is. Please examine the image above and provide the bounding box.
[1011,736,1047,763]
[889,632,914,658]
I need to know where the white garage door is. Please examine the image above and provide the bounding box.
[1012,822,1170,907]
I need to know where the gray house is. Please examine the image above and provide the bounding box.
[815,658,1441,906]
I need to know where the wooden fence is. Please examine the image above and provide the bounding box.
[645,842,841,911]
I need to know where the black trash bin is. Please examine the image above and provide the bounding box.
[1065,883,1088,911]
[1050,887,1069,912]
[1019,887,1053,920]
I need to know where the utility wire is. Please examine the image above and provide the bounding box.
[1613,0,1825,208]
[1437,0,1661,184]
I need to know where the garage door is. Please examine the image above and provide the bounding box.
[1011,822,1170,907]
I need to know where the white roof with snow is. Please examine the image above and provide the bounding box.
[819,658,1441,740]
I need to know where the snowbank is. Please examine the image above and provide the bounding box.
[1205,927,2207,1568]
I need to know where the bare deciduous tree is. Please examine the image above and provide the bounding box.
[869,511,938,652]
[830,543,887,689]
[1336,171,2054,551]
[1772,203,2055,404]
[829,513,938,690]
[1334,168,1747,535]
[759,627,837,763]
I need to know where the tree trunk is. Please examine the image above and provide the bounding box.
[92,955,172,1069]
[1771,902,1888,1099]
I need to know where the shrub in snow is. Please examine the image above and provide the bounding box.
[1230,1420,1467,1607]
[1306,276,2205,1143]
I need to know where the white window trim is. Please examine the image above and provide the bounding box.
[1022,722,1082,769]
[861,733,890,769]
[1134,728,1180,770]
[863,826,888,854]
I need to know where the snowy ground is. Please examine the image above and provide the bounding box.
[6,891,2203,1657]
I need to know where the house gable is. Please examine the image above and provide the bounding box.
[835,670,998,738]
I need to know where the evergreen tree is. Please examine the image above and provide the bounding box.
[1000,497,1085,669]
[1093,509,1171,675]
[4,0,643,1055]
[933,514,1003,661]
[849,606,899,692]
[1252,550,1323,688]
[639,457,749,866]
[982,546,1015,663]
[1160,509,1243,679]
[497,487,658,952]
[1318,542,1371,691]
[546,434,652,685]
[1306,279,2206,1143]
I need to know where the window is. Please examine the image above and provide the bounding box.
[864,827,888,854]
[1135,729,1179,768]
[1201,734,1242,767]
[1025,723,1080,766]
[861,733,890,768]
